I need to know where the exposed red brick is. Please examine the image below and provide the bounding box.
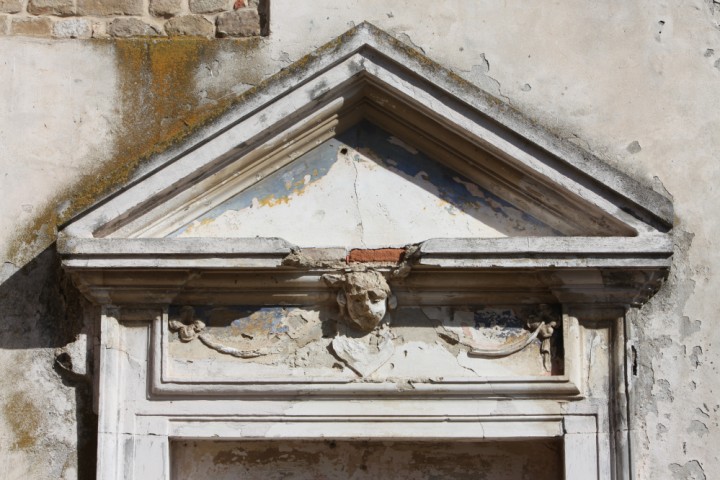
[233,0,245,9]
[347,248,404,263]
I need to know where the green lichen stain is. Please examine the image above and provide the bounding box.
[4,391,41,450]
[4,25,395,265]
[5,37,263,266]
[68,38,224,221]
[4,24,519,266]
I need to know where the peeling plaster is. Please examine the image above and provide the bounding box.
[172,122,558,246]
[458,53,507,101]
[396,32,425,54]
[669,460,706,480]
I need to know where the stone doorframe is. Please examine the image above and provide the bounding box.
[57,23,672,479]
[92,303,631,479]
[119,410,600,479]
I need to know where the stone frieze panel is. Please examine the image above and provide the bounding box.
[165,301,564,383]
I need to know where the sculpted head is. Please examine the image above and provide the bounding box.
[323,269,397,332]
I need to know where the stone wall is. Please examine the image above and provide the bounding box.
[0,0,267,38]
[1,1,720,479]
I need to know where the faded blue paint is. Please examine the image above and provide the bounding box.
[230,308,289,335]
[472,309,526,340]
[169,305,291,337]
[473,309,525,330]
[449,307,529,341]
[169,121,558,237]
[338,121,556,234]
[449,305,560,342]
[169,140,340,237]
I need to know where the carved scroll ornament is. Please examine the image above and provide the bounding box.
[467,304,560,372]
[168,306,286,359]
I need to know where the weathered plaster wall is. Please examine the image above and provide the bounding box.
[1,1,719,478]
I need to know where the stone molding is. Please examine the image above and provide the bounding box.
[148,307,584,397]
[56,25,672,478]
[0,0,267,38]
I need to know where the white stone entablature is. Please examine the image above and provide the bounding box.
[58,23,672,479]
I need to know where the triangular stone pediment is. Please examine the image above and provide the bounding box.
[165,122,559,248]
[57,23,672,310]
[59,23,672,244]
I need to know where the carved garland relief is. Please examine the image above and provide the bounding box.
[168,267,562,377]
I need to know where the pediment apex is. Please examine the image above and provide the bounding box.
[60,22,672,244]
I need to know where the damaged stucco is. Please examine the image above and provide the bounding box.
[172,122,558,245]
[0,249,96,479]
[1,0,719,478]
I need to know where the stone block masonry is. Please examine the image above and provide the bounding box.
[0,0,266,38]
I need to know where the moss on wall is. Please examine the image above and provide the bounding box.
[5,37,263,265]
[71,38,264,223]
[4,27,362,265]
[3,391,41,451]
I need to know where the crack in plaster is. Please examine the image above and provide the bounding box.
[350,154,366,247]
[454,356,484,378]
[104,344,143,370]
[587,330,597,395]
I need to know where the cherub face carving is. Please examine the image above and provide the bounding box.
[323,269,397,332]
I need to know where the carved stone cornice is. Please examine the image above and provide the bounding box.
[59,237,670,308]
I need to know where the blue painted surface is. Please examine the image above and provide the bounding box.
[169,140,340,237]
[473,309,525,329]
[169,121,557,237]
[169,305,291,336]
[447,307,531,342]
[472,309,526,339]
[339,121,555,233]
